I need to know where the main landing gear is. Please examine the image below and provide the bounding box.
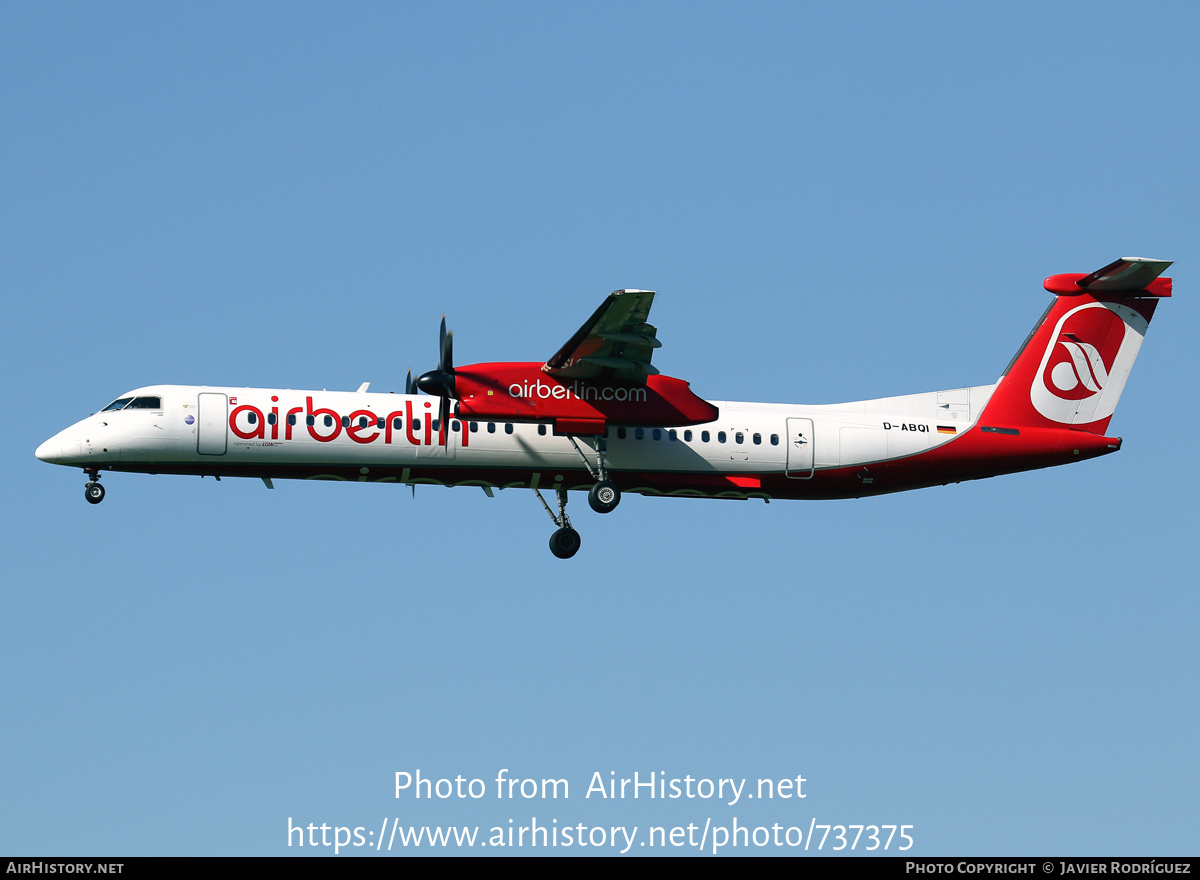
[568,435,622,514]
[588,480,619,514]
[534,435,623,558]
[549,524,582,559]
[83,469,105,504]
[536,487,582,559]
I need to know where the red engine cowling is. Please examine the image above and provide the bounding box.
[453,362,719,431]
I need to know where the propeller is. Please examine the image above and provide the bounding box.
[416,315,457,426]
[405,369,418,395]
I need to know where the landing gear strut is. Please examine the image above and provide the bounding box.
[533,434,628,557]
[535,487,581,559]
[84,469,104,504]
[568,435,622,514]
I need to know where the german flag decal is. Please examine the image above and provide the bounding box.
[937,425,957,434]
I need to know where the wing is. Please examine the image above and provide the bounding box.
[543,289,662,381]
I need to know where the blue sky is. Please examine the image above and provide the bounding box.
[3,1,1197,856]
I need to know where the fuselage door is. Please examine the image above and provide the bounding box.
[197,393,228,455]
[785,417,814,478]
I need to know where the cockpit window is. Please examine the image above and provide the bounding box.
[99,396,160,412]
[100,396,161,412]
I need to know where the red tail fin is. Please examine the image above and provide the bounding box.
[980,258,1171,435]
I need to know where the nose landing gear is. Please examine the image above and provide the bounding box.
[84,470,105,504]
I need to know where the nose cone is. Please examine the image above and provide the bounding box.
[35,437,61,463]
[36,426,81,465]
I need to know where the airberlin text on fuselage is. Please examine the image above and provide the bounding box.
[508,380,647,403]
[228,396,466,447]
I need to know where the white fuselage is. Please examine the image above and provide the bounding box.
[36,382,999,500]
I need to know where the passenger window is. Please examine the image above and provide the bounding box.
[617,427,627,440]
[537,424,546,436]
[701,431,710,442]
[652,429,662,440]
[288,414,297,426]
[431,420,440,431]
[340,416,349,428]
[393,418,402,430]
[248,412,258,424]
[635,428,644,440]
[377,418,385,429]
[306,415,315,426]
[684,430,692,441]
[470,421,478,433]
[267,413,277,425]
[487,422,496,433]
[505,423,513,434]
[359,417,369,428]
[735,432,743,444]
[452,420,461,431]
[668,430,677,441]
[770,434,779,446]
[325,415,334,428]
[753,433,761,445]
[718,431,727,443]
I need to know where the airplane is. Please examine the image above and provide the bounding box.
[36,256,1172,558]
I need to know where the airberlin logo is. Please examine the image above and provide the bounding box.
[508,380,647,403]
[1041,308,1122,401]
[227,396,466,447]
[1029,302,1147,426]
[1046,338,1110,397]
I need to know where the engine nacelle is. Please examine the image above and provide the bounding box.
[453,362,719,431]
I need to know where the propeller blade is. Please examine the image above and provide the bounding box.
[418,315,457,402]
[406,369,418,395]
[439,315,454,373]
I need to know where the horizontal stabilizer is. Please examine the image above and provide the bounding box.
[1079,257,1172,292]
[1045,257,1172,296]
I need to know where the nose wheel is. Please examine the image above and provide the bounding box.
[84,472,105,505]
